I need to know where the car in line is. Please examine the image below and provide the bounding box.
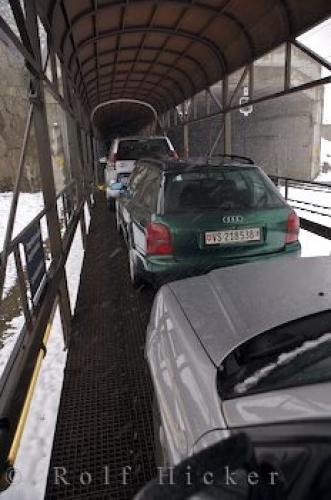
[115,155,301,287]
[146,256,331,467]
[104,135,177,208]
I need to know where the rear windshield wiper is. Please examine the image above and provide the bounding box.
[234,332,331,395]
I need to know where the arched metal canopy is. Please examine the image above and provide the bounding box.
[36,0,331,137]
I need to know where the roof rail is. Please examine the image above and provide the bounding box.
[209,154,254,165]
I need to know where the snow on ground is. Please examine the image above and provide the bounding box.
[0,315,25,374]
[277,170,331,257]
[0,198,90,500]
[0,193,45,380]
[1,307,67,500]
[315,169,331,184]
[84,201,91,231]
[279,183,331,229]
[65,223,84,313]
[0,192,44,298]
[300,229,331,257]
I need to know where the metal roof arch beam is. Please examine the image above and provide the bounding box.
[85,72,183,106]
[59,0,232,53]
[88,94,174,113]
[68,26,227,76]
[87,81,177,109]
[89,90,164,111]
[222,12,256,57]
[81,60,196,96]
[90,98,162,128]
[76,46,209,89]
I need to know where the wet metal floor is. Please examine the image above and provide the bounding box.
[45,196,155,499]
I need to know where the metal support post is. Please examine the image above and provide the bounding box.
[0,105,34,301]
[183,121,189,159]
[285,41,292,91]
[32,83,72,344]
[62,74,85,203]
[249,63,254,100]
[26,0,72,344]
[223,76,231,155]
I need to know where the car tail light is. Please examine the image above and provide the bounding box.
[109,152,117,166]
[146,223,173,255]
[169,150,179,160]
[286,211,300,244]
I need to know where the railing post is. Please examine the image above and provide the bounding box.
[285,179,289,200]
[13,246,31,325]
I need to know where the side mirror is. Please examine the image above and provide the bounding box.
[99,156,107,164]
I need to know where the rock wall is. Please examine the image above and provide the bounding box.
[0,31,41,192]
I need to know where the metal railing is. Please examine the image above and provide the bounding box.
[0,180,93,483]
[270,175,331,240]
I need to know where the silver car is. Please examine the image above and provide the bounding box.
[105,135,177,205]
[146,256,331,466]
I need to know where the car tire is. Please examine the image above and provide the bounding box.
[153,395,168,468]
[128,246,142,288]
[107,197,115,211]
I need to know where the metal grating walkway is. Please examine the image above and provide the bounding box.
[45,195,155,499]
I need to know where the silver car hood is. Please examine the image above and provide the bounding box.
[168,256,331,366]
[222,382,331,427]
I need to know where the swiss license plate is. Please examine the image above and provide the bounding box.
[205,228,261,245]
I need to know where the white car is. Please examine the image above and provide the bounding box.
[146,256,331,466]
[104,136,177,206]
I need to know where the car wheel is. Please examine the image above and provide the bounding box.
[153,395,168,468]
[107,197,115,211]
[128,246,142,288]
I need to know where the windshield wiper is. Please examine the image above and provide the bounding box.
[234,332,331,395]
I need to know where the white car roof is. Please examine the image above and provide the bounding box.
[167,256,331,366]
[116,136,169,141]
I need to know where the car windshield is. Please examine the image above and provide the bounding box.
[117,139,171,160]
[164,166,285,213]
[218,311,331,399]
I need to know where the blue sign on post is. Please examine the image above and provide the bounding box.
[22,221,47,307]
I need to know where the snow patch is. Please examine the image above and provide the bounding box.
[235,332,331,395]
[0,192,44,298]
[0,315,25,375]
[1,307,67,500]
[300,229,331,257]
[65,224,84,313]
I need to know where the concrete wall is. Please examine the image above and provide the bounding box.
[168,52,324,181]
[231,88,323,180]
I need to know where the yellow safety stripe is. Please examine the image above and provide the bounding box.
[8,317,54,464]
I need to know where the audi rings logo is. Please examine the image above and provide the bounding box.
[222,215,244,223]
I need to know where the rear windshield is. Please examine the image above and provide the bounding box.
[218,310,331,399]
[117,139,171,160]
[164,167,285,213]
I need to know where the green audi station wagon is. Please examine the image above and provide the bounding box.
[114,156,301,287]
